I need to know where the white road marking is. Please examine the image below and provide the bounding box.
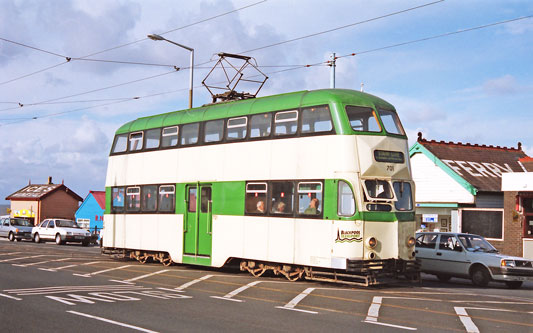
[276,287,318,314]
[67,310,159,333]
[174,274,213,291]
[0,254,47,263]
[39,260,101,272]
[13,257,71,267]
[5,284,148,296]
[211,280,262,302]
[0,251,22,256]
[362,296,418,330]
[73,264,132,278]
[454,307,479,333]
[123,269,170,283]
[0,292,22,301]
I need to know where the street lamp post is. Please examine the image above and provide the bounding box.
[148,34,194,109]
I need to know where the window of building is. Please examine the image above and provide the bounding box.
[129,132,143,151]
[461,209,503,239]
[111,134,128,154]
[250,113,272,138]
[393,181,413,211]
[162,126,179,148]
[141,185,158,212]
[345,106,381,132]
[297,182,323,216]
[378,109,405,135]
[271,181,294,214]
[112,187,125,213]
[227,117,248,141]
[158,185,175,213]
[338,180,355,216]
[181,123,199,146]
[245,182,267,214]
[301,106,332,134]
[126,187,141,212]
[204,119,224,143]
[145,128,161,149]
[274,110,298,136]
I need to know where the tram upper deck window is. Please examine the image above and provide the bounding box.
[379,109,405,135]
[301,106,333,134]
[245,182,267,214]
[298,182,323,216]
[112,187,125,213]
[162,126,178,148]
[111,134,128,154]
[393,181,413,211]
[204,119,224,143]
[338,180,356,216]
[158,185,175,212]
[145,128,161,150]
[364,179,394,200]
[126,187,141,212]
[271,181,294,214]
[250,113,272,138]
[274,110,298,136]
[180,123,199,146]
[129,132,143,151]
[345,106,381,132]
[227,117,248,141]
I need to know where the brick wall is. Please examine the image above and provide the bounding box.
[490,191,523,256]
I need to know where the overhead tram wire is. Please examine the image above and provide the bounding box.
[0,0,267,88]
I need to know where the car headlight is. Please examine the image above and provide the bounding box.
[365,237,377,249]
[501,259,515,267]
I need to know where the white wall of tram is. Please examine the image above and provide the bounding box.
[104,134,414,267]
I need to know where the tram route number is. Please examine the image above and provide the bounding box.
[46,289,191,306]
[386,165,395,172]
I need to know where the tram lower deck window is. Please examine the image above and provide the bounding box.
[112,187,125,212]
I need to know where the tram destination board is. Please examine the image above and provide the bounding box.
[374,150,405,163]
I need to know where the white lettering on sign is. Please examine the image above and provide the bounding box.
[442,160,515,178]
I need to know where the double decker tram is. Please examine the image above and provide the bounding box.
[103,89,418,285]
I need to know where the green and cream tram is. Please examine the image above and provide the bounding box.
[103,89,418,285]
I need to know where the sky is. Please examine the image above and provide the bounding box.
[0,0,532,204]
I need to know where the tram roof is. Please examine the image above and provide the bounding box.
[115,89,395,134]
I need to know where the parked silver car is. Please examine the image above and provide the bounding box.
[32,218,91,246]
[0,217,34,241]
[415,232,533,289]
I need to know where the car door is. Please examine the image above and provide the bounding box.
[415,233,439,272]
[44,220,56,240]
[0,218,6,237]
[435,235,470,277]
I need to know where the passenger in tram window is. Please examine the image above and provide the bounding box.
[304,198,320,215]
[256,201,265,213]
[274,202,286,213]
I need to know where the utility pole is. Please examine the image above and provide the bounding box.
[329,53,336,89]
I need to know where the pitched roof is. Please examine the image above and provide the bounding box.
[90,191,106,210]
[5,183,83,202]
[413,133,528,193]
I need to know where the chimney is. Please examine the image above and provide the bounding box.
[48,176,53,184]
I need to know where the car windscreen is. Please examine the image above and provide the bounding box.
[457,234,498,253]
[11,219,32,227]
[56,220,80,228]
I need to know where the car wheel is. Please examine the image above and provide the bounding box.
[34,233,41,243]
[16,238,21,242]
[436,274,452,282]
[504,281,523,289]
[55,234,63,245]
[8,232,15,242]
[82,241,89,247]
[471,266,490,287]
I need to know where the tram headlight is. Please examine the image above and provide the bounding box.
[406,236,416,248]
[365,251,377,260]
[365,237,377,249]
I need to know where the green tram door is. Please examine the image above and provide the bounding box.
[184,184,212,264]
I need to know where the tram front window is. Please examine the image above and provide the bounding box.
[393,181,413,211]
[364,180,393,200]
[378,109,405,135]
[345,106,381,132]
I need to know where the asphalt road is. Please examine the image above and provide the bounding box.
[0,239,532,332]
